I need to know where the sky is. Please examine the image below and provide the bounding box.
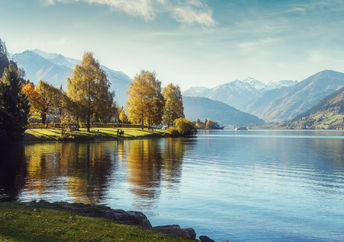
[1,0,344,90]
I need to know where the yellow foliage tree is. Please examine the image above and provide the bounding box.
[126,70,164,129]
[67,52,114,132]
[162,83,184,127]
[174,117,196,136]
[119,108,128,123]
[22,82,46,118]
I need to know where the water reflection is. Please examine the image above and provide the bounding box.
[7,138,193,209]
[0,145,27,201]
[2,131,344,240]
[124,138,192,208]
[24,142,114,204]
[127,139,163,208]
[162,138,187,183]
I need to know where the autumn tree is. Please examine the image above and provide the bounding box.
[67,52,114,132]
[126,71,164,129]
[205,120,216,129]
[162,83,184,127]
[119,108,128,123]
[0,64,30,142]
[174,118,196,136]
[22,82,47,123]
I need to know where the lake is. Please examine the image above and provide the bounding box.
[1,130,344,241]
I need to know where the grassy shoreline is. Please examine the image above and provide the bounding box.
[24,127,169,142]
[0,201,190,242]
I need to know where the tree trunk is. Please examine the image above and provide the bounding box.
[87,112,90,132]
[41,112,46,124]
[141,112,144,129]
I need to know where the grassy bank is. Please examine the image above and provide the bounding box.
[24,128,168,142]
[0,202,190,242]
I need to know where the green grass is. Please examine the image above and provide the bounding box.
[24,128,168,142]
[0,202,189,242]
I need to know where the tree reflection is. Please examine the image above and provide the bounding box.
[162,138,186,183]
[127,139,163,208]
[126,137,195,209]
[0,144,27,201]
[24,142,114,204]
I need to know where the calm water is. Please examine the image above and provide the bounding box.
[1,130,344,241]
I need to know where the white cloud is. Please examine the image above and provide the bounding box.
[87,0,155,21]
[42,0,216,26]
[172,5,215,27]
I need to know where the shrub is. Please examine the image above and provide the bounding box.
[166,127,179,136]
[173,118,196,136]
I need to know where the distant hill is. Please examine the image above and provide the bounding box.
[183,96,264,126]
[12,50,131,106]
[183,78,298,111]
[245,70,344,121]
[287,87,344,129]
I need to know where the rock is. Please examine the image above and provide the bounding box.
[127,211,152,228]
[33,201,152,228]
[182,227,197,240]
[153,225,196,240]
[199,235,215,242]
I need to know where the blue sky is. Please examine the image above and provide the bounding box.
[1,0,344,89]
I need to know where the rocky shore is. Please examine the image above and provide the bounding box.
[25,201,214,241]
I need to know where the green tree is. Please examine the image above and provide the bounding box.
[126,70,164,129]
[67,52,114,132]
[162,83,184,127]
[0,38,9,76]
[0,64,30,142]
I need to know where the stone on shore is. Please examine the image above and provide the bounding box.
[153,225,196,240]
[199,235,215,242]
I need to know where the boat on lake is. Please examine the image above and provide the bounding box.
[235,126,248,131]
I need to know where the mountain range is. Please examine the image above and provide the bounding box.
[184,70,344,122]
[183,96,264,126]
[12,50,131,106]
[245,70,344,121]
[287,87,344,129]
[183,78,298,111]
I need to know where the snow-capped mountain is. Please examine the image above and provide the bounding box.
[242,77,266,89]
[183,77,299,111]
[265,80,298,90]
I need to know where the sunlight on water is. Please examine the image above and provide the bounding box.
[1,130,344,241]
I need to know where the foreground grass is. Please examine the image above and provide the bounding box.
[24,128,168,142]
[0,202,189,242]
